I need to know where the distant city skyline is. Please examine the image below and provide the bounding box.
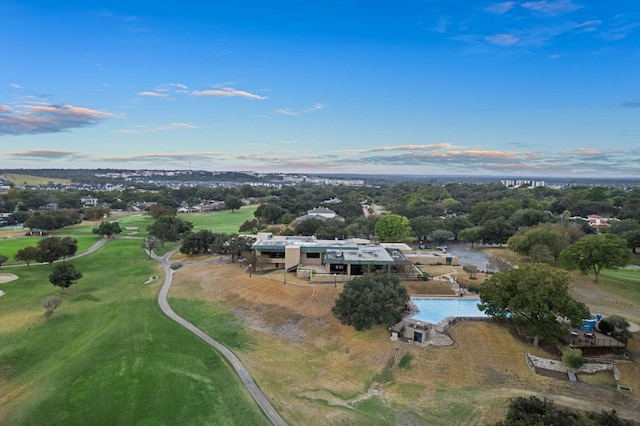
[1,1,639,177]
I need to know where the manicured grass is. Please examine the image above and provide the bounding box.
[2,173,71,186]
[0,239,269,425]
[0,236,100,265]
[182,205,258,233]
[598,268,640,305]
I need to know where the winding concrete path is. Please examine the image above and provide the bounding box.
[153,250,287,426]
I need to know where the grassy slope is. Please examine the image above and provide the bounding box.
[2,173,71,186]
[0,239,268,425]
[0,236,100,265]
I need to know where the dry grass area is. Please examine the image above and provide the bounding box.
[170,262,640,424]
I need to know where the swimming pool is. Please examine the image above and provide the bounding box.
[411,298,488,324]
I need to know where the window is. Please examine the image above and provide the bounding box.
[306,253,320,259]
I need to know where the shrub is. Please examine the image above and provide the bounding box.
[398,352,413,369]
[42,296,62,319]
[562,347,584,369]
[170,262,183,270]
[421,273,430,281]
[599,317,615,335]
[467,284,480,294]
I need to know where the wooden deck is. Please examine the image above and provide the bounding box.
[564,329,626,348]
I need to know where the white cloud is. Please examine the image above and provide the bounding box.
[484,2,517,15]
[190,87,267,100]
[521,0,580,16]
[486,33,520,46]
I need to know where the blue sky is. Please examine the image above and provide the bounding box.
[1,1,639,177]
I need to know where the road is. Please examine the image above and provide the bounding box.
[153,250,287,426]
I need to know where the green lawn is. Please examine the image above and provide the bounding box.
[0,239,269,425]
[0,236,100,265]
[182,205,258,233]
[598,268,640,305]
[57,205,258,237]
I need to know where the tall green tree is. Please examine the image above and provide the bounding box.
[0,254,8,268]
[479,263,589,346]
[180,230,216,255]
[332,274,409,331]
[560,234,631,282]
[49,262,83,292]
[224,195,243,212]
[60,236,79,260]
[147,216,193,244]
[457,226,483,248]
[374,214,411,242]
[92,221,122,238]
[15,246,41,267]
[507,224,570,265]
[36,237,66,265]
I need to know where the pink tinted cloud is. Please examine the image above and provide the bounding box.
[0,104,114,136]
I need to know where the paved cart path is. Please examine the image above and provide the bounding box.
[153,249,287,426]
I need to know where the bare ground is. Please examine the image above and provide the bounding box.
[170,262,640,424]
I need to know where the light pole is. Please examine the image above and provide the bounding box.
[334,273,337,288]
[249,264,252,278]
[284,267,287,285]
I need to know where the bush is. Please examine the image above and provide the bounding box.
[599,317,615,335]
[42,296,62,319]
[170,262,183,270]
[398,352,413,369]
[562,347,584,369]
[467,284,480,294]
[421,273,430,281]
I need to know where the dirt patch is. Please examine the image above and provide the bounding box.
[169,262,640,424]
[0,273,19,284]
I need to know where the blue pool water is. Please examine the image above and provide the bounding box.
[411,298,488,324]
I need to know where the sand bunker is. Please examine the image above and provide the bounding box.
[0,273,19,284]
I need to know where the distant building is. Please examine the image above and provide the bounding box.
[295,207,344,222]
[501,179,545,189]
[80,196,99,206]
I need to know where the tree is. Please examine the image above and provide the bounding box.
[479,263,589,346]
[332,274,409,331]
[598,315,632,342]
[208,233,256,262]
[224,195,243,212]
[148,203,175,219]
[92,221,122,238]
[431,229,454,244]
[0,254,7,268]
[49,262,83,292]
[457,226,483,248]
[36,237,66,265]
[15,246,41,267]
[294,218,324,236]
[239,219,261,234]
[463,265,479,280]
[141,235,161,258]
[60,236,79,260]
[481,217,515,245]
[374,214,411,242]
[507,224,570,265]
[560,234,631,283]
[147,215,193,244]
[180,230,215,255]
[83,206,110,221]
